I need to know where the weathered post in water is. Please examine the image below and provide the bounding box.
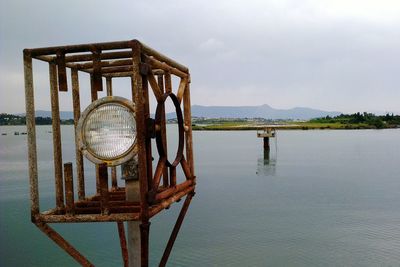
[23,39,196,266]
[257,127,276,158]
[263,136,270,151]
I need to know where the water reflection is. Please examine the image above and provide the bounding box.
[256,138,277,177]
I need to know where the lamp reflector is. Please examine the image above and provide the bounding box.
[81,101,136,162]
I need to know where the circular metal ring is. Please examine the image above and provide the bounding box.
[155,92,184,167]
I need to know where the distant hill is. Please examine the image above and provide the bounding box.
[185,104,341,120]
[18,105,341,121]
[18,110,74,120]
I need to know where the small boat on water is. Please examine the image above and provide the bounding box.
[14,131,20,135]
[21,132,27,135]
[1,133,7,136]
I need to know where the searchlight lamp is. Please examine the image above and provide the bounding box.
[77,96,137,166]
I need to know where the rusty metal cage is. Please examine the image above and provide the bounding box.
[23,39,196,266]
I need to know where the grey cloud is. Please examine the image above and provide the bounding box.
[1,0,399,114]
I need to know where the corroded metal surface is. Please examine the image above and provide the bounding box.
[117,222,129,267]
[122,157,139,181]
[24,51,39,218]
[49,63,64,210]
[24,39,196,267]
[64,162,74,215]
[71,69,85,200]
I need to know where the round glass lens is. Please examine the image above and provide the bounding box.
[83,103,136,160]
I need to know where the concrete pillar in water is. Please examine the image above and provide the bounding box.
[122,157,140,267]
[263,137,270,151]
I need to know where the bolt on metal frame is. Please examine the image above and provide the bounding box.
[23,39,196,267]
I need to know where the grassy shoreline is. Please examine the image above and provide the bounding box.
[192,122,399,131]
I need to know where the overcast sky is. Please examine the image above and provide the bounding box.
[1,0,400,114]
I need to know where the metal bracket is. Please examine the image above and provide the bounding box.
[140,62,151,75]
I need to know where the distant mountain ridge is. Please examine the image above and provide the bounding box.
[189,104,341,120]
[19,105,341,120]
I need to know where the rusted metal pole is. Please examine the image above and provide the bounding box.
[98,164,109,215]
[90,74,101,195]
[49,63,64,210]
[155,180,193,201]
[24,51,39,218]
[131,40,150,267]
[105,72,135,78]
[30,40,189,71]
[170,167,177,186]
[37,213,140,223]
[147,72,163,102]
[130,76,136,102]
[35,222,94,267]
[151,159,166,195]
[92,49,103,92]
[159,192,194,267]
[142,73,153,190]
[111,168,118,189]
[176,78,188,103]
[89,65,134,74]
[140,42,189,72]
[90,74,99,101]
[117,222,129,267]
[122,158,141,267]
[28,40,132,57]
[71,69,85,200]
[140,222,150,267]
[183,77,195,176]
[64,162,74,215]
[56,51,68,92]
[37,51,133,64]
[164,71,172,94]
[69,51,132,63]
[145,56,187,78]
[76,59,133,70]
[106,77,113,95]
[95,167,100,197]
[180,158,193,180]
[149,185,195,218]
[106,77,118,190]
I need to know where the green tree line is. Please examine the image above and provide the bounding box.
[310,112,400,129]
[0,113,74,125]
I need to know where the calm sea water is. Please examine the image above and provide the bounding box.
[1,126,400,266]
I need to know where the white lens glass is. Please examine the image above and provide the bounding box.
[83,103,136,160]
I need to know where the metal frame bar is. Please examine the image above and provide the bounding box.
[35,222,95,266]
[71,69,86,200]
[49,63,64,209]
[24,51,39,219]
[106,77,119,190]
[159,192,194,267]
[28,39,188,73]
